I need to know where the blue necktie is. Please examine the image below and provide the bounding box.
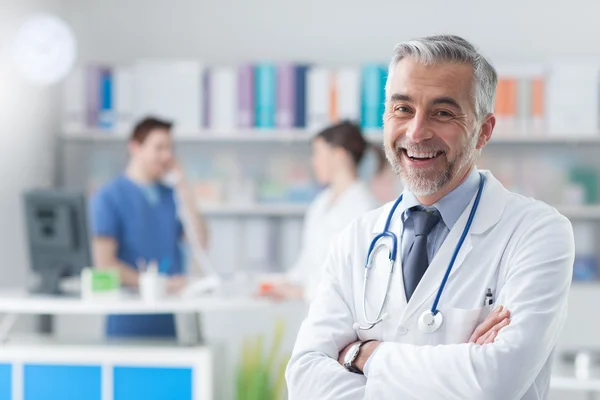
[403,207,440,301]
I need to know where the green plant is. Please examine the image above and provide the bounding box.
[236,319,290,400]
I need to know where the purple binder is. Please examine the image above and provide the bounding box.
[203,69,211,129]
[276,63,295,129]
[85,65,102,127]
[238,64,255,128]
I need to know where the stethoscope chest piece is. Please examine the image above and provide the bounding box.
[418,310,443,334]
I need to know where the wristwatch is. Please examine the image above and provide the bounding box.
[343,340,376,374]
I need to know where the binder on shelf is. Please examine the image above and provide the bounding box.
[336,68,360,124]
[202,69,211,129]
[85,65,103,128]
[329,72,338,123]
[531,77,545,135]
[209,67,237,132]
[113,66,134,134]
[293,65,309,128]
[238,64,254,129]
[516,77,532,135]
[255,63,277,129]
[307,67,331,131]
[98,67,114,130]
[276,63,296,129]
[361,64,386,130]
[546,62,600,137]
[495,64,546,137]
[62,66,86,133]
[493,77,517,135]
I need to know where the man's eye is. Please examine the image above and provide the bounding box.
[434,110,453,118]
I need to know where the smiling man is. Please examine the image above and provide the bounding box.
[285,35,574,400]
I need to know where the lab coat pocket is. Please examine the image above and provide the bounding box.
[478,304,493,325]
[445,306,486,344]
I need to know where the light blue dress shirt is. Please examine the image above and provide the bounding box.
[363,167,482,376]
[399,167,482,264]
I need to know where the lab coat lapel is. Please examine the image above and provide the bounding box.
[400,170,508,323]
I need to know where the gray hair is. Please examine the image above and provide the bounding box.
[386,35,497,121]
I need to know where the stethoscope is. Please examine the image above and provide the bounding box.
[353,172,486,334]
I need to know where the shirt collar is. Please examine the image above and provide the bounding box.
[400,167,480,230]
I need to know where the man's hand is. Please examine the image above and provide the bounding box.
[334,307,509,375]
[338,340,381,372]
[165,160,186,187]
[469,305,511,345]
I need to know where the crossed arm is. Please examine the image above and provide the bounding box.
[285,212,574,400]
[337,305,512,373]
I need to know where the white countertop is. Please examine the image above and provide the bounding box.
[551,375,600,391]
[0,335,211,363]
[551,361,600,392]
[0,289,289,315]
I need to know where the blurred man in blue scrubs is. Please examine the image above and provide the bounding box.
[91,116,209,338]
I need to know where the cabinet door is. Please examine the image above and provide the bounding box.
[0,364,10,400]
[113,366,193,400]
[24,364,101,400]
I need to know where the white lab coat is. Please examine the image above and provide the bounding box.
[286,170,575,400]
[288,181,378,301]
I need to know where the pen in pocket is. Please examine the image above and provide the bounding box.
[484,288,494,306]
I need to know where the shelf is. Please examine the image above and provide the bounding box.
[200,203,308,217]
[556,205,600,220]
[60,129,382,143]
[369,134,600,145]
[61,129,316,143]
[198,204,600,219]
[490,135,600,145]
[60,130,600,145]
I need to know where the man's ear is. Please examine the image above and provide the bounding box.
[476,114,495,150]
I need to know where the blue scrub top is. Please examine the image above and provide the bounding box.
[90,174,184,338]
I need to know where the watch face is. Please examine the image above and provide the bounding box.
[344,343,360,365]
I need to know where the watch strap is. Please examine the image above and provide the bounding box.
[345,339,377,375]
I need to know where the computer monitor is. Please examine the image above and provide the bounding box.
[23,189,92,294]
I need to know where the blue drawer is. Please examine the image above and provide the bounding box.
[24,364,101,400]
[113,366,193,400]
[0,364,10,400]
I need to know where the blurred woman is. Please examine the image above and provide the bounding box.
[260,121,379,302]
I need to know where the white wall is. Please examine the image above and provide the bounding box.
[0,0,62,289]
[0,0,64,334]
[61,0,600,66]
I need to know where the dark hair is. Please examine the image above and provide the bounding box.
[130,116,173,144]
[315,121,369,166]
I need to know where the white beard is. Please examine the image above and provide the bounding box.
[384,132,479,196]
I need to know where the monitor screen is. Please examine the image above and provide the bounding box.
[23,189,92,294]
